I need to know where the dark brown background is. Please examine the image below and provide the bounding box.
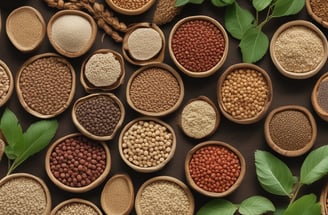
[0,0,327,214]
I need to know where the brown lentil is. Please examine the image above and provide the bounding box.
[111,0,151,10]
[189,145,241,193]
[269,110,312,151]
[171,19,225,72]
[138,180,191,215]
[55,202,99,215]
[122,120,173,168]
[129,67,180,113]
[75,95,121,136]
[317,79,328,112]
[310,0,328,22]
[221,69,269,120]
[0,177,47,215]
[19,56,73,115]
[49,136,106,187]
[0,65,10,104]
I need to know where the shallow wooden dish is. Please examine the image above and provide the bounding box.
[321,182,328,215]
[16,53,76,118]
[180,96,220,139]
[0,173,52,214]
[81,49,125,93]
[306,0,328,28]
[122,23,165,66]
[106,0,156,15]
[168,15,229,78]
[72,93,125,141]
[135,176,194,215]
[0,60,14,108]
[126,63,184,117]
[119,117,176,173]
[217,63,273,124]
[101,174,134,215]
[312,72,328,121]
[47,10,97,58]
[270,20,328,79]
[264,105,317,157]
[6,6,46,52]
[185,140,246,197]
[45,133,111,193]
[51,198,102,215]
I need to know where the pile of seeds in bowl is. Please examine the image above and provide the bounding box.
[111,0,151,10]
[54,202,100,215]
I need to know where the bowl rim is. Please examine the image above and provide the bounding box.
[168,15,229,78]
[45,133,111,193]
[311,72,328,121]
[184,140,246,197]
[306,0,328,28]
[0,60,14,108]
[269,20,328,79]
[105,0,156,15]
[320,182,328,215]
[47,9,97,58]
[16,52,76,119]
[217,63,273,124]
[118,117,177,173]
[126,62,184,117]
[51,198,102,215]
[264,105,317,157]
[135,176,195,215]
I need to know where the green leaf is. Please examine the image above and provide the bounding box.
[189,0,205,3]
[284,194,321,215]
[239,27,269,63]
[225,2,255,39]
[175,0,190,7]
[252,0,272,11]
[255,150,294,196]
[274,208,286,215]
[272,0,305,17]
[239,196,275,215]
[197,199,238,215]
[212,0,229,7]
[300,145,328,185]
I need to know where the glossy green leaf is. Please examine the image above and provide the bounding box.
[255,150,294,196]
[274,208,286,215]
[239,27,269,63]
[225,2,255,39]
[239,196,275,215]
[284,194,321,215]
[300,145,328,184]
[175,0,190,7]
[272,0,305,17]
[197,199,238,215]
[252,0,272,11]
[212,0,229,7]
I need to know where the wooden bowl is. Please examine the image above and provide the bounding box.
[270,20,328,79]
[72,93,125,141]
[47,10,97,58]
[119,117,176,173]
[51,198,102,215]
[312,72,328,121]
[106,0,156,15]
[185,140,246,197]
[168,15,229,78]
[122,23,165,66]
[0,60,14,108]
[264,105,317,157]
[101,174,134,215]
[217,63,273,124]
[6,6,46,52]
[135,176,194,215]
[306,0,328,28]
[126,63,184,117]
[320,182,328,215]
[16,53,76,118]
[45,133,111,193]
[81,49,125,93]
[180,96,220,139]
[0,173,51,215]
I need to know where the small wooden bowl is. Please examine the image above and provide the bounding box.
[135,176,194,215]
[119,117,176,173]
[16,53,76,118]
[122,23,165,66]
[306,0,328,28]
[270,20,328,79]
[0,60,14,108]
[180,96,220,139]
[185,141,246,197]
[106,0,156,15]
[81,49,125,92]
[101,174,134,215]
[312,72,328,121]
[169,15,229,78]
[264,105,317,157]
[6,6,46,52]
[320,182,328,215]
[217,63,273,124]
[0,173,52,214]
[47,10,97,58]
[45,133,111,193]
[51,198,102,215]
[126,63,184,117]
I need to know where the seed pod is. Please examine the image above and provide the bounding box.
[152,0,182,25]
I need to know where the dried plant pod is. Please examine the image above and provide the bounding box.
[153,0,182,25]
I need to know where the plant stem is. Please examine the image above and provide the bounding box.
[289,182,303,206]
